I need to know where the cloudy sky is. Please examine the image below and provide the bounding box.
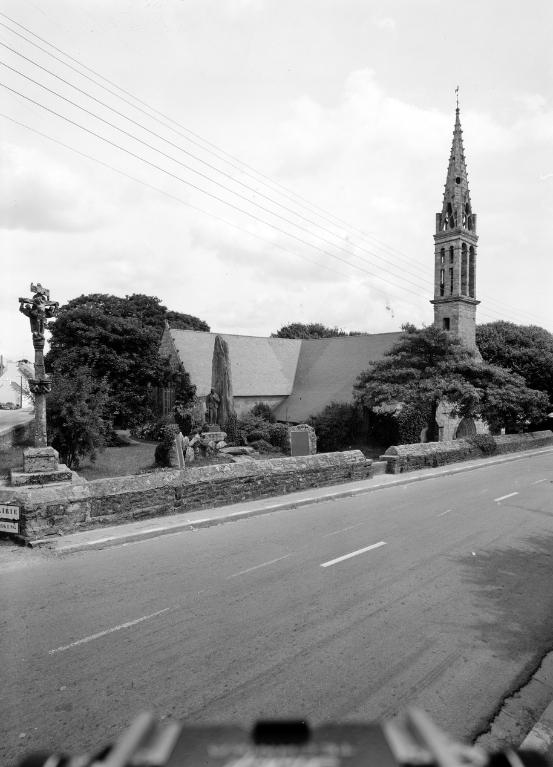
[1,0,552,361]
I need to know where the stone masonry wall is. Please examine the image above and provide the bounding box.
[0,450,373,540]
[382,430,553,474]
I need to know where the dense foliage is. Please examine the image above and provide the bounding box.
[47,368,110,468]
[46,293,207,428]
[476,321,553,404]
[308,402,360,452]
[354,324,550,436]
[271,323,348,339]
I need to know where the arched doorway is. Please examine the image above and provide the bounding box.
[455,417,477,439]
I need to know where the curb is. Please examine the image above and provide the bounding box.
[29,445,553,556]
[521,699,553,757]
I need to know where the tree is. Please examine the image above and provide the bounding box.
[47,367,110,469]
[354,324,550,437]
[476,321,553,402]
[46,294,207,428]
[272,323,347,339]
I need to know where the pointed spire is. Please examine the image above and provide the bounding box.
[437,97,474,233]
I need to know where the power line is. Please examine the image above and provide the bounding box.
[0,15,434,286]
[3,11,550,330]
[1,14,548,329]
[1,81,430,303]
[0,40,433,292]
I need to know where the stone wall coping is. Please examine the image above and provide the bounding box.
[385,431,553,458]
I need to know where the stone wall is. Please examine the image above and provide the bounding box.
[0,450,373,541]
[381,430,553,473]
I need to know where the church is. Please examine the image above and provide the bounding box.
[160,104,484,439]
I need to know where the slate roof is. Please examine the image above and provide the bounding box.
[167,328,402,423]
[273,333,401,422]
[168,329,302,397]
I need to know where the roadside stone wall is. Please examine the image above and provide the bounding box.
[0,450,373,541]
[381,430,553,473]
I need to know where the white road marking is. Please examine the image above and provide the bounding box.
[48,607,171,654]
[322,521,366,537]
[532,479,548,484]
[437,509,453,517]
[494,492,519,502]
[321,541,387,568]
[227,554,291,578]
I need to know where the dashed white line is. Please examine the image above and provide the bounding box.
[49,607,171,654]
[437,509,453,517]
[227,554,291,578]
[532,479,548,485]
[321,541,387,568]
[322,521,366,537]
[494,492,519,502]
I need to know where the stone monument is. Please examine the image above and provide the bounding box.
[10,283,72,486]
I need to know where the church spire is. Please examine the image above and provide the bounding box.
[438,101,475,234]
[431,98,481,357]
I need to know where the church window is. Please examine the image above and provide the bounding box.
[443,317,450,331]
[455,176,461,184]
[440,269,445,296]
[461,243,468,294]
[440,248,445,265]
[469,246,475,297]
[449,267,454,294]
[449,246,454,263]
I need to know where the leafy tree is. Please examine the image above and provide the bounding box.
[47,367,110,469]
[476,321,553,401]
[272,323,347,339]
[46,294,206,428]
[354,324,549,437]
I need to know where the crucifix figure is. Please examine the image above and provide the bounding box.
[18,283,59,447]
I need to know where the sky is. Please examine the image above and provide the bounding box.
[1,0,552,362]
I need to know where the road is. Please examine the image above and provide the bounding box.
[2,451,553,765]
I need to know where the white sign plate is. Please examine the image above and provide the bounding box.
[0,520,19,533]
[0,505,20,520]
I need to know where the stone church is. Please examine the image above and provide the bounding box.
[160,104,484,440]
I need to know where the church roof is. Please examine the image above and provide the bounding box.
[273,333,401,422]
[167,329,302,397]
[166,328,401,423]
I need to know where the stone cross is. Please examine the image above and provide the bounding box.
[18,283,59,447]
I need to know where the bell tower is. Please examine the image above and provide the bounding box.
[431,98,480,356]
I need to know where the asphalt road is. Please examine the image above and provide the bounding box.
[2,452,553,765]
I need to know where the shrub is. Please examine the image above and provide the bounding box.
[308,402,358,453]
[266,422,289,451]
[174,397,203,436]
[248,438,279,453]
[224,413,239,444]
[131,416,173,442]
[154,423,180,467]
[467,434,497,455]
[396,403,433,444]
[250,402,276,422]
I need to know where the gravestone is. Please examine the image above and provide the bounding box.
[289,424,317,456]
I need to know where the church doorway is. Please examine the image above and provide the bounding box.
[455,417,477,439]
